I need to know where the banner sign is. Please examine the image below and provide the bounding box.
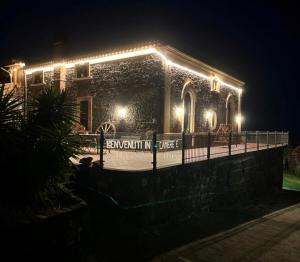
[106,139,182,151]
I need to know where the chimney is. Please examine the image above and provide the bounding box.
[53,32,67,60]
[53,33,67,92]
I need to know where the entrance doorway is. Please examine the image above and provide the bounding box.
[226,96,236,132]
[184,92,192,132]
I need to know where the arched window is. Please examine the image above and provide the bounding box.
[226,94,237,131]
[211,111,217,130]
[181,82,196,133]
[211,78,220,92]
[183,92,192,132]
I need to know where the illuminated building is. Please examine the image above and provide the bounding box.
[5,41,244,134]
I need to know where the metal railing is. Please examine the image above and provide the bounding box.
[79,131,289,171]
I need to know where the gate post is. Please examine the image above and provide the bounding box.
[245,131,248,153]
[99,130,104,170]
[256,131,259,151]
[228,131,232,156]
[152,131,157,174]
[207,131,211,160]
[182,132,185,165]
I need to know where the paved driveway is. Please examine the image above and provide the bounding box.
[153,203,300,262]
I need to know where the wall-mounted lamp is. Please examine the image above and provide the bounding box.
[204,110,213,121]
[205,110,217,130]
[175,106,183,120]
[116,106,127,119]
[235,114,244,125]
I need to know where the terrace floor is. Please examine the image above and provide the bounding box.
[71,143,279,171]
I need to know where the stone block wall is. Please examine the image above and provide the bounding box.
[26,71,54,105]
[169,66,239,133]
[65,54,165,133]
[25,53,241,134]
[97,147,284,223]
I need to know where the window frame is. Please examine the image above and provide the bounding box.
[211,78,220,92]
[73,63,91,80]
[31,71,44,85]
[77,96,93,132]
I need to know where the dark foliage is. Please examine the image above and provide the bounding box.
[0,84,81,204]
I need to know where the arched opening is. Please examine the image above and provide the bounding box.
[181,81,196,133]
[226,96,236,132]
[184,92,192,132]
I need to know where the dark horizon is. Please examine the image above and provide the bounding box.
[1,0,299,145]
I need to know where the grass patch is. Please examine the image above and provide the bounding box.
[283,172,300,191]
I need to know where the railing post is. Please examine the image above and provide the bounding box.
[152,131,157,174]
[275,131,277,147]
[245,131,248,153]
[267,131,269,149]
[182,132,185,165]
[228,131,232,156]
[99,130,104,170]
[207,131,211,160]
[256,131,259,151]
[282,131,284,146]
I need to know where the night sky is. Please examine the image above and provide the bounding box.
[1,0,299,145]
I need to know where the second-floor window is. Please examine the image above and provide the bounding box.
[211,78,220,92]
[75,63,90,79]
[32,71,44,85]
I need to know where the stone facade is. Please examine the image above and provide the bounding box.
[169,66,239,133]
[22,43,244,134]
[65,54,165,133]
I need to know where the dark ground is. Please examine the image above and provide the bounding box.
[81,188,300,261]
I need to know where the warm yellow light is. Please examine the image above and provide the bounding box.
[235,114,244,124]
[24,46,243,92]
[205,110,213,120]
[116,106,127,119]
[175,106,183,119]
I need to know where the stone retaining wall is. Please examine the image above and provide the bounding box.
[96,147,284,223]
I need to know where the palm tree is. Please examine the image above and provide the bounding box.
[26,84,82,188]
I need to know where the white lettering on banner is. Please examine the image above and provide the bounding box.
[106,139,181,150]
[159,140,175,150]
[145,141,151,150]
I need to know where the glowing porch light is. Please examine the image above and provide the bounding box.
[205,110,213,121]
[116,106,127,119]
[235,114,244,125]
[175,106,183,119]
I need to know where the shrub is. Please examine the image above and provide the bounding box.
[0,84,82,203]
[25,85,82,195]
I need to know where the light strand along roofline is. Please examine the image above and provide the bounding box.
[24,46,243,92]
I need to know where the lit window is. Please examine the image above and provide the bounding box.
[75,63,90,78]
[211,78,220,92]
[80,100,89,130]
[32,71,44,85]
[78,96,92,131]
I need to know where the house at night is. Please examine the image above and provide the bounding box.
[4,41,244,136]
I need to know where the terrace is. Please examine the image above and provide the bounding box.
[72,131,289,171]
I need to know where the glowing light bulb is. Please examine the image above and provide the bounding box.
[117,106,127,119]
[205,110,213,120]
[235,114,244,124]
[175,106,183,119]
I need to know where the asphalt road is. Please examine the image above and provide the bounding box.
[153,203,300,262]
